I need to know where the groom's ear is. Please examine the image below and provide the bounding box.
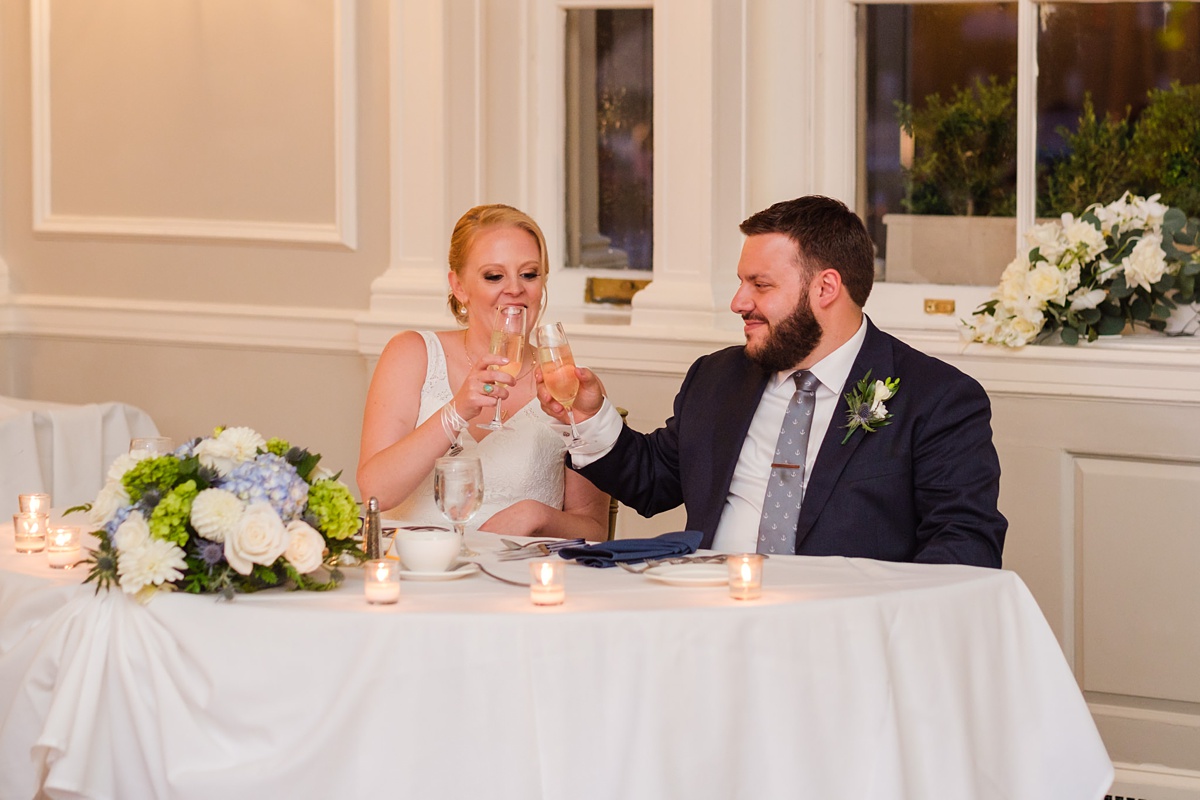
[812,268,844,310]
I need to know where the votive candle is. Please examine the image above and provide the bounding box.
[728,554,764,600]
[530,560,566,606]
[364,559,401,604]
[46,526,83,569]
[18,493,52,515]
[13,512,48,554]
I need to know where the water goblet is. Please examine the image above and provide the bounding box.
[433,456,484,556]
[477,306,527,431]
[130,437,175,456]
[534,322,582,445]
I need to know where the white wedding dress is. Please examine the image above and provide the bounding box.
[386,331,567,526]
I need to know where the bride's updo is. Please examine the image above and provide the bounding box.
[447,204,550,325]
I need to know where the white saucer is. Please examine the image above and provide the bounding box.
[642,563,728,587]
[396,562,479,581]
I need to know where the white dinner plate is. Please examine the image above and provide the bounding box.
[642,563,728,587]
[396,562,479,581]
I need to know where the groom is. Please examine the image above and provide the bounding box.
[538,196,1005,568]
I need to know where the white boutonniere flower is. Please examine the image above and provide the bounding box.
[841,370,900,444]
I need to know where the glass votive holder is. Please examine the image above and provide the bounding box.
[728,553,764,600]
[130,437,175,456]
[530,559,566,606]
[18,493,52,515]
[46,526,83,569]
[13,512,49,554]
[363,559,401,605]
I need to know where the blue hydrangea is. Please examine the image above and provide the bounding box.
[221,453,309,520]
[105,503,133,537]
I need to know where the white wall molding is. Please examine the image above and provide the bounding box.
[29,0,358,248]
[6,295,359,354]
[1111,762,1200,800]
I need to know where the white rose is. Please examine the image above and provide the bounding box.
[1069,287,1107,312]
[1024,221,1067,264]
[284,520,326,574]
[1026,262,1072,306]
[89,481,130,528]
[190,488,245,543]
[1122,232,1168,292]
[1006,310,1044,346]
[1061,216,1106,261]
[224,502,289,575]
[998,257,1030,306]
[195,427,266,477]
[310,465,335,482]
[113,511,151,553]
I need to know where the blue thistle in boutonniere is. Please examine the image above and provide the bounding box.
[841,370,900,444]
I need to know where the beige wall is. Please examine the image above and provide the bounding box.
[3,2,1200,795]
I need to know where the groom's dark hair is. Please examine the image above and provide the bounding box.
[740,196,875,307]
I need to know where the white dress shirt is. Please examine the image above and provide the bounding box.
[556,317,869,552]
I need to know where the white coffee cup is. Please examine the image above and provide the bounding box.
[393,529,460,573]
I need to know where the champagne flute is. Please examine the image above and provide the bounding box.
[534,322,583,445]
[130,437,175,456]
[477,305,527,431]
[434,456,484,556]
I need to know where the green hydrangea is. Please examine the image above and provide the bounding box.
[123,456,182,503]
[307,479,359,540]
[265,438,291,457]
[149,479,199,546]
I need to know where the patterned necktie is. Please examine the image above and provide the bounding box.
[757,370,821,555]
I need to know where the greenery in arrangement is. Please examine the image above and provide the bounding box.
[75,427,362,601]
[896,76,1018,217]
[966,193,1200,347]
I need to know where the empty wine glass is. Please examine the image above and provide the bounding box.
[433,456,484,556]
[477,305,527,431]
[534,322,582,445]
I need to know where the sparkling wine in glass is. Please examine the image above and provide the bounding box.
[477,306,527,431]
[433,456,484,556]
[534,322,583,445]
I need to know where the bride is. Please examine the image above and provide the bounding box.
[357,204,608,541]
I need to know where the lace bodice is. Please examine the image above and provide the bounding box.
[386,331,567,525]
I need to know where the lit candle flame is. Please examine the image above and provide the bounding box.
[740,561,752,583]
[539,562,553,585]
[375,563,389,581]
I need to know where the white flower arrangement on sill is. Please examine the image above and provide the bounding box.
[966,192,1200,347]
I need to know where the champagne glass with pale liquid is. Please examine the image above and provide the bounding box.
[535,322,583,445]
[434,456,484,556]
[477,306,527,431]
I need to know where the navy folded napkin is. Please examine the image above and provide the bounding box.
[556,530,704,568]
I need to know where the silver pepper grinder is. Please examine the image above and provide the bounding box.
[364,497,383,560]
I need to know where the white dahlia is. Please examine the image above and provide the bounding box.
[190,488,245,543]
[117,538,187,596]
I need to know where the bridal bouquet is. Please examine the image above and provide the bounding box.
[78,426,362,601]
[967,192,1200,346]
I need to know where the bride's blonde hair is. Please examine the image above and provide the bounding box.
[447,204,550,326]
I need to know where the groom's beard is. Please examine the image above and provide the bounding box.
[744,289,824,373]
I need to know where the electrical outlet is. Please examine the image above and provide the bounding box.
[923,298,955,315]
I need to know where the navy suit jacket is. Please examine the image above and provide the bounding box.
[578,319,1006,568]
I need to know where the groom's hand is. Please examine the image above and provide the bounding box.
[536,366,606,424]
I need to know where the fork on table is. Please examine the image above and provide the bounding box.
[495,538,585,561]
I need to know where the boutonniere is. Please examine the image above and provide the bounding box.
[841,370,900,444]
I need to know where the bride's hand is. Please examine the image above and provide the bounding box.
[476,500,549,537]
[453,354,515,420]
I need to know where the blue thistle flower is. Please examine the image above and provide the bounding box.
[193,537,226,567]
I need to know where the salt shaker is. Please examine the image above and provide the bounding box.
[364,497,383,560]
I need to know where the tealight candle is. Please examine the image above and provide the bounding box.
[728,553,764,600]
[46,526,83,569]
[12,512,48,554]
[363,559,401,604]
[18,493,52,515]
[530,560,566,606]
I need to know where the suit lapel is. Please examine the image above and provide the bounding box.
[699,356,768,545]
[793,319,894,551]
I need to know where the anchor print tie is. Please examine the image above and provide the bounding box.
[757,370,821,555]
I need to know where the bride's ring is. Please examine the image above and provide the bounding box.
[483,383,494,394]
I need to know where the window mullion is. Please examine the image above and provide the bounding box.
[1016,0,1039,242]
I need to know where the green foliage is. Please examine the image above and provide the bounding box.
[896,76,1017,216]
[1040,96,1136,217]
[1128,82,1200,218]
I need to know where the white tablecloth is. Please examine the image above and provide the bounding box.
[0,528,1112,800]
[0,396,159,517]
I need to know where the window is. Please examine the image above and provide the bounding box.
[857,0,1200,289]
[564,8,653,281]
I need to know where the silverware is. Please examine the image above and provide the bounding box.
[495,538,585,561]
[617,554,731,574]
